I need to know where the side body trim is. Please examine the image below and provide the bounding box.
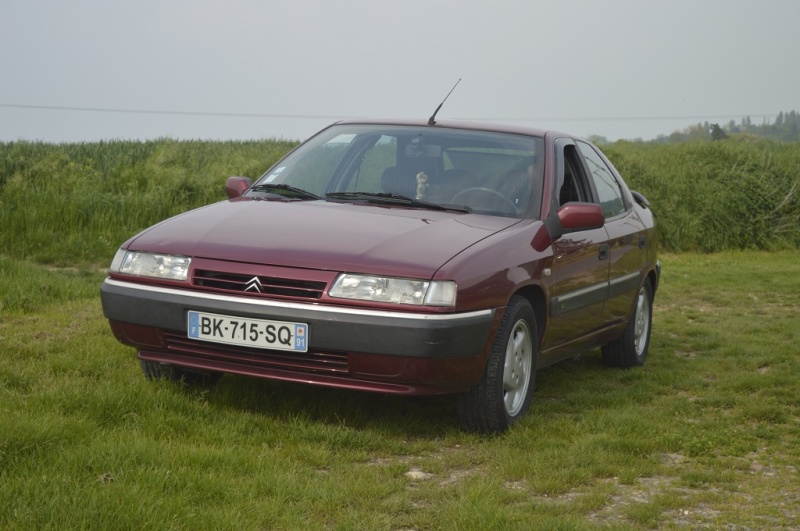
[550,271,641,317]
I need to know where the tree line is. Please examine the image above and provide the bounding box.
[654,110,800,143]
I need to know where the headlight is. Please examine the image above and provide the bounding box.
[329,274,456,307]
[110,249,191,281]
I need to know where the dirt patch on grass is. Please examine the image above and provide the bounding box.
[367,446,799,528]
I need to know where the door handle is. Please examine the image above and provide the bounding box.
[639,234,647,249]
[598,244,609,261]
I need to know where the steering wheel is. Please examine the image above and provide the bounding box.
[451,187,519,215]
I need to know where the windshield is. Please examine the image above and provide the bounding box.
[253,124,544,218]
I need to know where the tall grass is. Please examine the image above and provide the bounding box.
[0,139,297,265]
[604,137,800,251]
[1,137,799,266]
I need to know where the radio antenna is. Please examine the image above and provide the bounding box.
[427,78,461,126]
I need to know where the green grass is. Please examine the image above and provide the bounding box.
[604,137,800,251]
[0,139,297,265]
[1,251,798,529]
[1,138,799,527]
[1,137,799,267]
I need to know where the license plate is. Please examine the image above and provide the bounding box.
[187,311,308,352]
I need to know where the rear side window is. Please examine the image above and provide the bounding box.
[576,141,627,218]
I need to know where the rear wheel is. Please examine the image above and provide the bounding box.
[457,295,537,433]
[140,359,221,387]
[602,280,653,367]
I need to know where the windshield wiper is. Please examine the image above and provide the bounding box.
[326,192,471,213]
[250,183,320,200]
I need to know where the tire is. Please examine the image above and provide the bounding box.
[457,295,537,433]
[602,280,653,368]
[140,359,221,387]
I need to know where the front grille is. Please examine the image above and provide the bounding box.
[164,331,350,375]
[193,270,326,299]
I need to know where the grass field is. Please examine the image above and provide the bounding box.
[1,251,798,529]
[1,137,799,528]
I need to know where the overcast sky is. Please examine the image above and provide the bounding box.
[1,0,798,143]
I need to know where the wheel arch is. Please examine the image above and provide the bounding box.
[511,284,546,349]
[646,266,659,296]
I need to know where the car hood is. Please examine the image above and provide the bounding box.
[127,199,522,278]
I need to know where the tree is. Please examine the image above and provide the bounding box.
[788,111,798,135]
[710,123,728,141]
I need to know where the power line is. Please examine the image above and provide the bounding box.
[0,103,779,123]
[0,103,343,120]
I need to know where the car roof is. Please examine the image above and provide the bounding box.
[330,117,566,139]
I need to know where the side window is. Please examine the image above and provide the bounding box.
[559,145,590,206]
[576,141,627,218]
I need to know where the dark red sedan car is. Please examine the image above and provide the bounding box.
[101,119,659,432]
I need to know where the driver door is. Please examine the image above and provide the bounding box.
[540,140,611,360]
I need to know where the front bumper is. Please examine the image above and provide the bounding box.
[101,278,498,393]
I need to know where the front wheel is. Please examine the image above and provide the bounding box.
[457,295,537,433]
[602,280,653,368]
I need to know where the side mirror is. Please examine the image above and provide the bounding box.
[630,190,650,208]
[557,202,605,233]
[225,176,253,199]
